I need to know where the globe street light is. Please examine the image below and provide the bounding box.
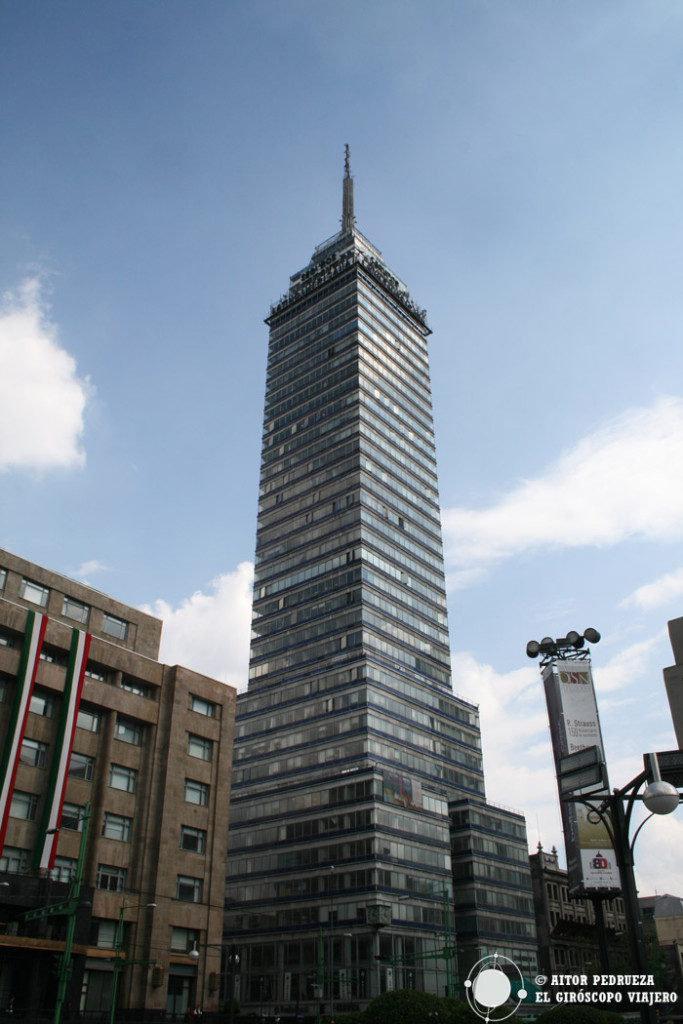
[529,629,683,1024]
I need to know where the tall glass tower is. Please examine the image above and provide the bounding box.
[225,151,486,1013]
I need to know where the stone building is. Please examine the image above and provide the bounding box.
[639,894,683,997]
[0,547,235,1018]
[529,843,627,976]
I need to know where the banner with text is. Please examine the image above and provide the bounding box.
[542,660,621,894]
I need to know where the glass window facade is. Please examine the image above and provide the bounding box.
[449,798,538,978]
[226,207,487,1012]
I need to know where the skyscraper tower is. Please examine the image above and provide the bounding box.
[225,152,486,1011]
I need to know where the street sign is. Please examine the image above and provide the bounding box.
[558,745,606,794]
[558,764,606,795]
[559,745,601,775]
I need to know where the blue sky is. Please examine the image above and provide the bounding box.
[2,0,683,895]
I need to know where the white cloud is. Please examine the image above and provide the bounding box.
[0,278,90,473]
[622,566,683,611]
[631,807,683,897]
[592,633,665,694]
[72,559,110,584]
[443,396,683,577]
[142,563,254,690]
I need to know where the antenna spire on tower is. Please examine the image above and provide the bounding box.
[342,144,355,233]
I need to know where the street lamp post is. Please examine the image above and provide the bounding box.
[528,629,683,1024]
[21,802,91,1024]
[109,898,156,1024]
[52,803,90,1024]
[226,945,240,1024]
[329,865,335,1019]
[566,757,680,1004]
[187,940,240,1020]
[398,881,457,996]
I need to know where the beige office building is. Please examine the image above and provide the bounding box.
[0,548,235,1018]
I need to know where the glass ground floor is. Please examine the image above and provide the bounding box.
[225,928,456,1016]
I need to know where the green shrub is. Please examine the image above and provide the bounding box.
[535,1007,625,1024]
[360,989,479,1024]
[364,988,443,1024]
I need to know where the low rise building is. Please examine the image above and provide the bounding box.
[529,843,627,976]
[639,894,683,997]
[0,548,235,1018]
[449,797,538,980]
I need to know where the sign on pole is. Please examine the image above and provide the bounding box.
[542,661,621,894]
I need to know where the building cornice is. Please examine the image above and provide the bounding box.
[267,241,429,331]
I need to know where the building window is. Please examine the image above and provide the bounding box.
[121,676,149,698]
[68,752,95,781]
[190,695,216,718]
[176,875,203,903]
[61,803,85,830]
[85,663,108,682]
[0,846,28,873]
[19,737,48,768]
[187,734,212,762]
[102,812,132,842]
[62,596,90,625]
[9,791,38,821]
[171,926,199,953]
[96,920,117,948]
[184,779,209,806]
[0,568,6,590]
[40,645,66,666]
[77,707,100,733]
[102,613,128,641]
[30,689,54,718]
[97,864,127,892]
[20,578,49,607]
[108,764,137,793]
[51,856,77,882]
[180,825,207,854]
[115,717,142,745]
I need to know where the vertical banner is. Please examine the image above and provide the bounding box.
[542,660,621,893]
[33,627,91,870]
[0,610,47,853]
